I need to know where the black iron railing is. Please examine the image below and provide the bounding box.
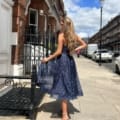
[0,26,57,120]
[0,65,41,120]
[24,26,57,75]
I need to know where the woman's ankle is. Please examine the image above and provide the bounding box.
[62,113,69,120]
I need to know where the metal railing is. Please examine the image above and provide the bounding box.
[0,65,41,120]
[23,26,57,75]
[0,26,57,120]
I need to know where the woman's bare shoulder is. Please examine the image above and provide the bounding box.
[58,32,64,39]
[58,32,64,36]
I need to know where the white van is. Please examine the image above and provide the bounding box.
[87,44,98,58]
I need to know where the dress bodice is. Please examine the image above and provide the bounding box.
[62,45,69,54]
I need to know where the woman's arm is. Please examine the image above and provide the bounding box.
[75,35,87,52]
[42,33,64,63]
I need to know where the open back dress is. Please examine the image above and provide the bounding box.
[50,45,83,100]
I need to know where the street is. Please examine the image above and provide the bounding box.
[1,56,120,120]
[0,0,120,119]
[37,56,120,120]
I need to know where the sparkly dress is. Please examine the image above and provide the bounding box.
[50,46,83,100]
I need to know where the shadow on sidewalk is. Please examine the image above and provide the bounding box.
[0,87,45,119]
[38,100,80,118]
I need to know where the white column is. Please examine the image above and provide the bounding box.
[0,0,14,75]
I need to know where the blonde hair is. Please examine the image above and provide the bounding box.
[63,17,78,52]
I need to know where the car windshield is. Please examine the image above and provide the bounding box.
[99,50,108,53]
[95,50,108,53]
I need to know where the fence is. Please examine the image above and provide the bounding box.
[0,26,57,120]
[23,26,57,75]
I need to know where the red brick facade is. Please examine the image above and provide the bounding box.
[12,0,27,64]
[12,0,65,64]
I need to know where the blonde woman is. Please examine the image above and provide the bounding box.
[42,17,87,120]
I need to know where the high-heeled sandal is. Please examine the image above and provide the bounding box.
[62,113,69,120]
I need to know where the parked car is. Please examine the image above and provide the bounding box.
[92,49,113,62]
[113,51,120,58]
[114,55,120,74]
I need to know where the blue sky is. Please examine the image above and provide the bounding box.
[64,0,120,38]
[74,0,100,8]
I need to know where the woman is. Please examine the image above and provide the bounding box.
[42,17,87,120]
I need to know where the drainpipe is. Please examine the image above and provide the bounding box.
[25,0,31,15]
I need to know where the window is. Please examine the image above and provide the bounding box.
[29,9,38,26]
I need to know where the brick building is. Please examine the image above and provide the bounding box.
[89,14,120,53]
[0,0,65,75]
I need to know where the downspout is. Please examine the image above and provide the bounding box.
[25,0,31,15]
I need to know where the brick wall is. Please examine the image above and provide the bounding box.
[12,0,65,64]
[12,0,26,64]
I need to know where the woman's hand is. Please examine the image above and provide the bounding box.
[41,57,49,63]
[76,49,80,54]
[75,47,80,53]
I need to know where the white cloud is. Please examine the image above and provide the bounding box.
[78,32,89,38]
[64,0,120,38]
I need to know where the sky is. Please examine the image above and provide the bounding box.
[64,0,120,38]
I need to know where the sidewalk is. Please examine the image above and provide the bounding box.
[0,56,120,120]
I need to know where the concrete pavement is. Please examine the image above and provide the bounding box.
[0,56,120,120]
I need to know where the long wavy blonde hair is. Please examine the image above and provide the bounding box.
[63,17,78,52]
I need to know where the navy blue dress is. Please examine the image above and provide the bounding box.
[50,46,83,100]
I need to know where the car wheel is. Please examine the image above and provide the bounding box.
[108,59,112,62]
[115,65,120,74]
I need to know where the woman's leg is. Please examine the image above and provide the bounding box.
[61,99,69,120]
